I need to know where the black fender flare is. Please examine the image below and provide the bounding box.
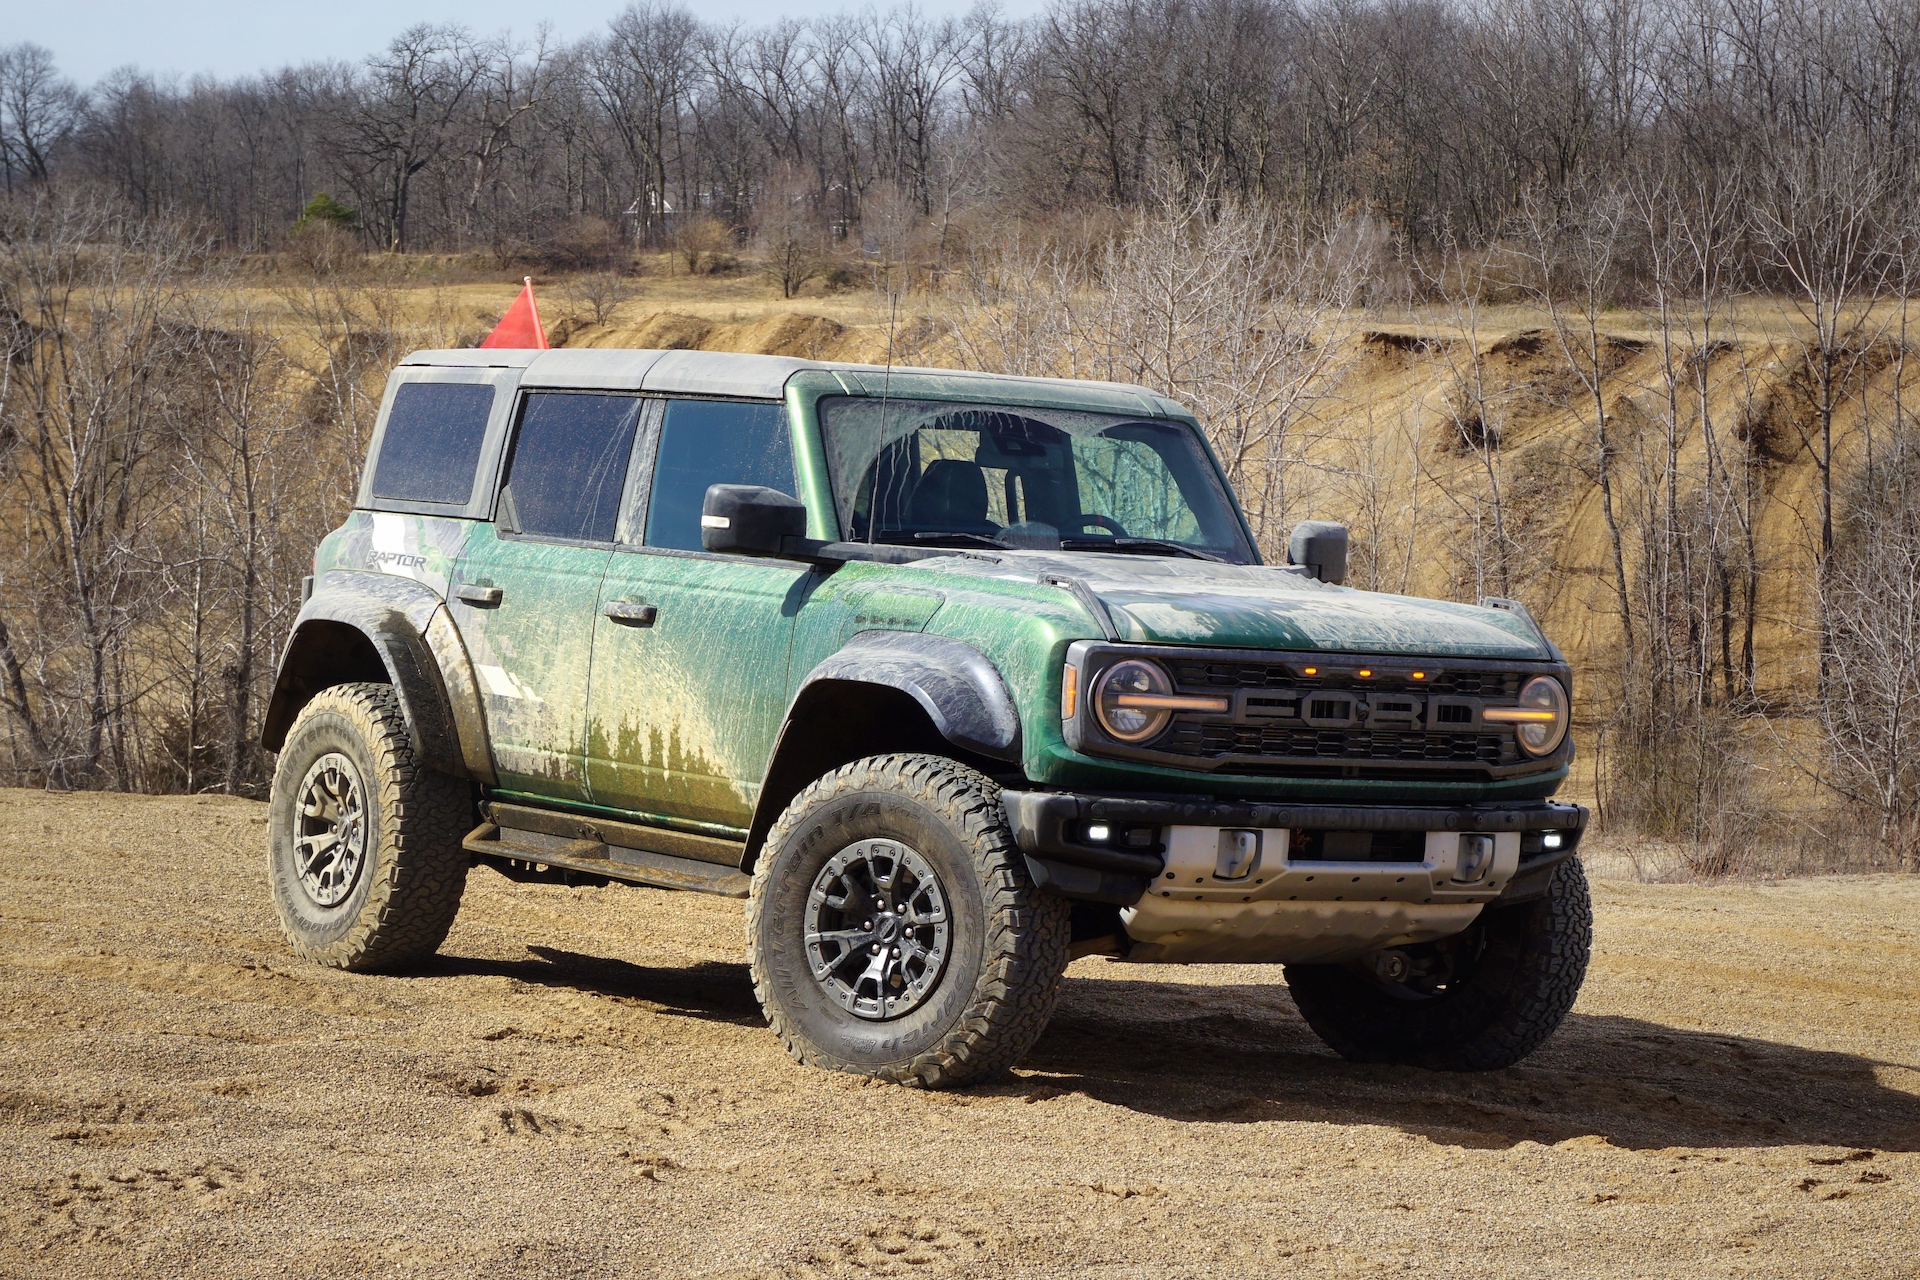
[740,631,1023,864]
[260,571,495,784]
[796,630,1021,762]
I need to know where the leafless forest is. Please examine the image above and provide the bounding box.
[1,0,1917,874]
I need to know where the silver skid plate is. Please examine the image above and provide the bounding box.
[1120,827,1520,965]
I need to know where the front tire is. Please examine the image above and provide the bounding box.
[747,754,1070,1088]
[1284,857,1592,1070]
[267,682,471,972]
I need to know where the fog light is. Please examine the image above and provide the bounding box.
[1085,822,1111,843]
[1541,831,1564,850]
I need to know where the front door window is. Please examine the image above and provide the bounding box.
[642,399,796,550]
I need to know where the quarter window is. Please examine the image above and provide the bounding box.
[502,392,643,542]
[644,400,796,551]
[371,382,496,505]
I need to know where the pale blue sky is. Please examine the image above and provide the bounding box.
[2,0,1044,87]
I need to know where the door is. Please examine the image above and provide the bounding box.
[586,398,812,829]
[449,391,644,802]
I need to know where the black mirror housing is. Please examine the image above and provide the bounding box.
[701,484,809,557]
[1287,520,1349,585]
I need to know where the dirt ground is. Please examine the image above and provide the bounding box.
[1,788,1915,1279]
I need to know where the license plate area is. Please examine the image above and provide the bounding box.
[1154,826,1522,902]
[1288,829,1429,862]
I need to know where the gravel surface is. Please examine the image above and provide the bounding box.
[1,788,1915,1279]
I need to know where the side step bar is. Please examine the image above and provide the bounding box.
[462,803,751,898]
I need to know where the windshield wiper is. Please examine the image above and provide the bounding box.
[1058,536,1225,562]
[874,531,1011,549]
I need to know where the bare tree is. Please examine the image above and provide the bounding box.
[587,3,700,243]
[1817,427,1920,865]
[752,163,831,297]
[331,25,487,252]
[0,44,81,189]
[0,192,198,785]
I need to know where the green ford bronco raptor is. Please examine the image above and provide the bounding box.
[264,347,1590,1086]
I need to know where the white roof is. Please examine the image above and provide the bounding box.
[398,347,1177,411]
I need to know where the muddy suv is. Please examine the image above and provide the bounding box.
[264,348,1590,1086]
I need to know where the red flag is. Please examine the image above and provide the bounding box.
[479,277,548,349]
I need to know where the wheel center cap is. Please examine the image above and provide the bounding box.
[876,914,901,942]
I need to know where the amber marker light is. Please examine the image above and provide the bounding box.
[1302,666,1318,676]
[1412,671,1427,680]
[1358,668,1373,678]
[1061,664,1079,722]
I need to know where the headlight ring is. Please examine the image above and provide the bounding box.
[1495,675,1568,756]
[1092,659,1175,743]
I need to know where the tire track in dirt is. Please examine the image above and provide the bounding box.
[1,789,1917,1279]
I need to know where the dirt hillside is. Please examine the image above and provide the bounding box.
[1,788,1915,1278]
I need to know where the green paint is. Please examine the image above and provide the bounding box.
[316,364,1578,838]
[585,546,808,826]
[450,522,609,801]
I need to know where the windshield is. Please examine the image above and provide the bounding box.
[817,396,1256,562]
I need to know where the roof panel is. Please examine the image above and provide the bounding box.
[395,347,1180,412]
[640,350,813,399]
[520,348,667,389]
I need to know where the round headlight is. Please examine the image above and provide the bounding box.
[1513,676,1569,756]
[1093,660,1175,743]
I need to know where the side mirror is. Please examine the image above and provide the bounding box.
[1287,520,1349,585]
[701,484,808,557]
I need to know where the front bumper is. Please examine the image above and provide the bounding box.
[1003,790,1586,964]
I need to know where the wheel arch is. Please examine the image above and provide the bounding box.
[261,572,494,783]
[743,647,1018,871]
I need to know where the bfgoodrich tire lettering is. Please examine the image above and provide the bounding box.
[748,754,1070,1088]
[268,682,471,972]
[1284,856,1593,1070]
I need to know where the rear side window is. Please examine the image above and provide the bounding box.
[371,382,496,504]
[503,392,643,542]
[644,400,795,552]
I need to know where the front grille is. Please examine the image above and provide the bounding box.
[1168,659,1521,699]
[1137,652,1542,775]
[1163,722,1518,765]
[1069,642,1567,779]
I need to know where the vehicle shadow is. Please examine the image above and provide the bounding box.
[424,947,1920,1152]
[426,946,765,1026]
[1024,971,1920,1153]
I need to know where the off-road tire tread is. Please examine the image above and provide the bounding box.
[271,682,470,972]
[748,753,1070,1088]
[1285,857,1592,1071]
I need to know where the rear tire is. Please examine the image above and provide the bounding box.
[747,754,1070,1088]
[1284,857,1592,1070]
[267,682,471,972]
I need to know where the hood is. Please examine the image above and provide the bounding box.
[919,551,1552,659]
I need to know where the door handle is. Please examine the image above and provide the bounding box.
[455,584,503,607]
[602,600,657,627]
